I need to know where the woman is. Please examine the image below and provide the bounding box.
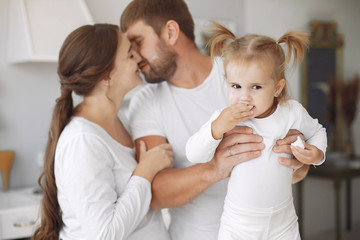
[33,24,173,240]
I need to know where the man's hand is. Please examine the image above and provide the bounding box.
[273,129,309,183]
[273,129,305,170]
[209,126,264,181]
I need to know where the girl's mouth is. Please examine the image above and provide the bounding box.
[238,101,254,110]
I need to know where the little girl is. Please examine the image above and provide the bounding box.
[186,23,327,239]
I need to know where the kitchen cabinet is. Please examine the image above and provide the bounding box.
[7,0,94,63]
[0,188,42,240]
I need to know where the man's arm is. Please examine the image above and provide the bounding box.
[135,127,264,210]
[292,165,310,183]
[135,135,218,210]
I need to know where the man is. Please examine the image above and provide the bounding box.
[121,0,310,239]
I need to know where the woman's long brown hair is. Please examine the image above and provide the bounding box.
[32,23,119,240]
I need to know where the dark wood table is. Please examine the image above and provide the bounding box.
[297,153,360,240]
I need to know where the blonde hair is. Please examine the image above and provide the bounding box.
[208,22,310,103]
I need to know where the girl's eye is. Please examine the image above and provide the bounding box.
[252,85,262,90]
[232,84,241,89]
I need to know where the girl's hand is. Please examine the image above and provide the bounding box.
[212,104,254,140]
[290,141,324,165]
[133,141,174,182]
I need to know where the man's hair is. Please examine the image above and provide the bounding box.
[120,0,195,42]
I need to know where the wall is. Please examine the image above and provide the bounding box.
[0,0,359,238]
[0,0,59,189]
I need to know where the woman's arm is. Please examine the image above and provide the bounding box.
[136,127,264,210]
[58,136,152,239]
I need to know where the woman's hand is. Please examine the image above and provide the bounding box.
[133,141,173,182]
[211,104,254,140]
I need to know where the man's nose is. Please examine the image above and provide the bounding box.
[131,50,142,64]
[130,41,141,54]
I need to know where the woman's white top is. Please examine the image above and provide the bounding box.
[54,116,170,240]
[186,100,327,208]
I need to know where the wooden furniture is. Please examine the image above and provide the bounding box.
[0,151,14,190]
[298,153,360,240]
[0,187,41,240]
[302,21,345,152]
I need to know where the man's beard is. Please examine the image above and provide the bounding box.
[142,40,178,84]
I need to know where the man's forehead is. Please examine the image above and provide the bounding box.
[125,20,146,35]
[125,20,154,40]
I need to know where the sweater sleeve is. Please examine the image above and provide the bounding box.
[185,110,222,163]
[295,102,328,166]
[56,134,151,240]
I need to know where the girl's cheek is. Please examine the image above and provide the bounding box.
[228,90,239,105]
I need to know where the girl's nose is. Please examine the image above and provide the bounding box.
[239,91,251,103]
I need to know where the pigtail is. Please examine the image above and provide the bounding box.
[277,31,311,69]
[33,88,73,240]
[207,22,237,62]
[33,23,119,240]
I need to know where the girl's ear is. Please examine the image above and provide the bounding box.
[161,20,180,45]
[275,78,286,97]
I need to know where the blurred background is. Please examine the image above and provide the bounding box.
[0,0,359,239]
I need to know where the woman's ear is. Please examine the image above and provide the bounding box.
[275,78,286,97]
[101,77,111,87]
[162,20,179,45]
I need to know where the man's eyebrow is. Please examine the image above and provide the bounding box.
[129,36,141,42]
